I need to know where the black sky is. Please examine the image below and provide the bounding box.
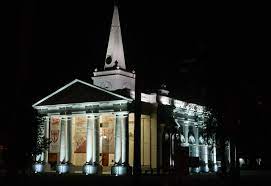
[5,0,271,167]
[14,0,244,121]
[15,0,238,103]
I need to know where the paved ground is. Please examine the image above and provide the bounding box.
[3,170,271,186]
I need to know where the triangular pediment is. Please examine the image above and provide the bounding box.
[32,79,132,107]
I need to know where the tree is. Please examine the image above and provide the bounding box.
[204,106,227,175]
[32,110,51,163]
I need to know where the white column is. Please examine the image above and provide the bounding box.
[170,134,175,167]
[184,125,189,146]
[120,113,128,164]
[212,141,218,172]
[85,114,100,164]
[93,115,100,163]
[111,112,131,175]
[56,116,71,174]
[83,114,100,175]
[225,140,231,163]
[192,126,199,157]
[114,114,122,164]
[65,116,72,163]
[200,145,209,172]
[59,117,67,163]
[191,125,199,173]
[194,127,199,145]
[86,115,94,163]
[225,139,231,172]
[194,126,199,157]
[44,116,50,163]
[213,144,217,163]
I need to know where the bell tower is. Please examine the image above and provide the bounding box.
[92,4,135,91]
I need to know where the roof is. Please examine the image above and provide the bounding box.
[32,79,132,107]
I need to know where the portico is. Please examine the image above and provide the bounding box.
[32,79,133,175]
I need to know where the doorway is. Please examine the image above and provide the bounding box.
[100,114,115,174]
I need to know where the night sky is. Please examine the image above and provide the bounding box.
[14,1,243,102]
[5,0,271,169]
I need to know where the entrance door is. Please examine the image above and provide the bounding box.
[100,115,115,173]
[102,153,109,166]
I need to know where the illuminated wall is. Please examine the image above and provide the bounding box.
[48,116,61,164]
[100,114,115,167]
[128,113,134,166]
[150,112,157,169]
[71,115,87,166]
[140,114,157,169]
[141,115,151,167]
[128,113,157,169]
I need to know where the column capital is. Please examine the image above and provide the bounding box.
[183,120,189,126]
[115,111,129,117]
[86,113,100,118]
[48,113,60,117]
[60,116,67,120]
[190,121,198,126]
[60,115,72,120]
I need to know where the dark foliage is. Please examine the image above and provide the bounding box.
[31,110,51,160]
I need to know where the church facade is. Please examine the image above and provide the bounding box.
[32,5,218,175]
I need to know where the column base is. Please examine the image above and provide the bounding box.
[212,163,218,172]
[32,162,45,173]
[44,163,51,172]
[111,163,132,176]
[83,162,102,175]
[181,143,189,147]
[191,167,200,173]
[56,162,70,174]
[200,164,209,173]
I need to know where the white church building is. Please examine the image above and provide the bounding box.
[32,5,218,175]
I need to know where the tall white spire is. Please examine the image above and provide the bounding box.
[104,5,126,70]
[92,3,135,91]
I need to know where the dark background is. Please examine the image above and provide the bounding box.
[2,0,270,172]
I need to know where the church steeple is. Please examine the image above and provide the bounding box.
[104,4,126,70]
[92,2,135,91]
